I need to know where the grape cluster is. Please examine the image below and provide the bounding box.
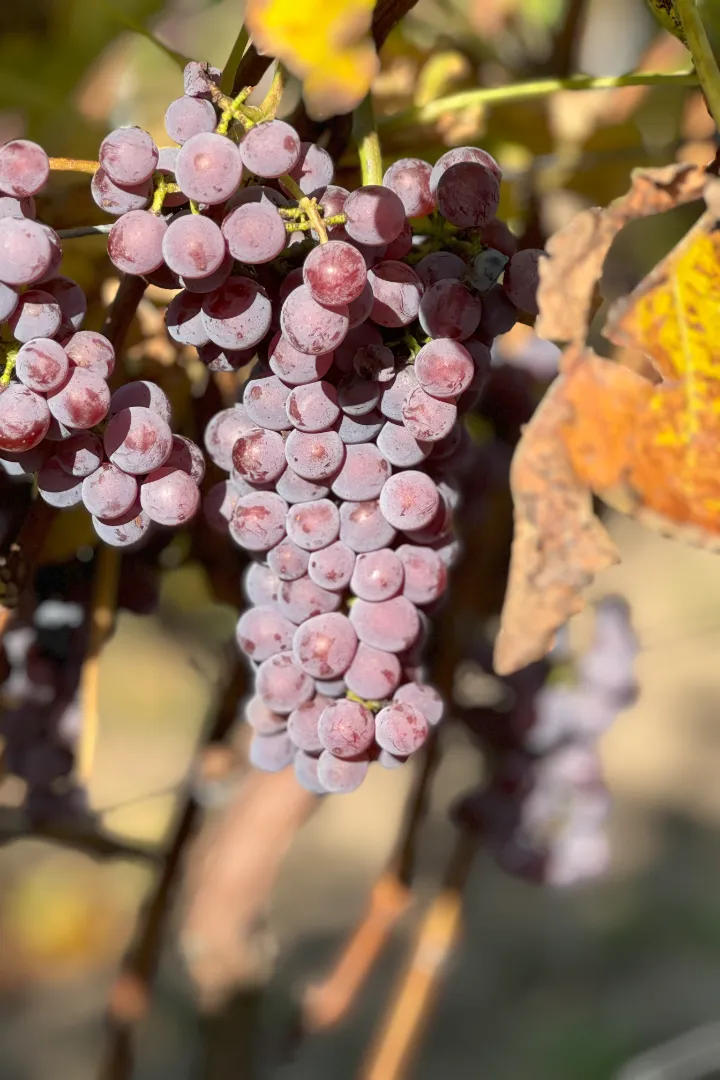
[0,139,204,546]
[456,598,639,886]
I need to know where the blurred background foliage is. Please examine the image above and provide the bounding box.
[3,1,720,1079]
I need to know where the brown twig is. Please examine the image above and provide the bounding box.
[231,44,273,96]
[102,274,148,348]
[359,829,479,1080]
[371,0,421,49]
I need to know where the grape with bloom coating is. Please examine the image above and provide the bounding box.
[337,376,381,418]
[92,498,151,548]
[243,375,291,431]
[249,732,295,772]
[175,132,242,204]
[402,387,457,442]
[0,282,18,322]
[162,214,226,279]
[380,366,418,421]
[243,562,280,607]
[307,540,355,592]
[317,751,368,793]
[232,428,286,484]
[317,698,374,757]
[368,261,423,328]
[281,141,334,196]
[140,467,200,526]
[109,380,171,423]
[81,462,138,519]
[204,484,242,533]
[54,432,103,478]
[350,548,404,602]
[235,605,295,661]
[36,459,84,508]
[229,490,288,552]
[415,251,466,287]
[267,537,310,581]
[166,291,210,347]
[294,750,328,793]
[0,218,51,286]
[285,428,345,481]
[338,410,384,445]
[382,158,435,218]
[303,240,367,306]
[90,169,152,216]
[330,443,391,501]
[108,210,167,275]
[104,407,173,474]
[418,280,481,341]
[437,162,500,229]
[276,575,341,623]
[344,643,401,701]
[201,276,272,350]
[376,421,430,468]
[246,696,286,735]
[48,368,110,430]
[99,127,158,185]
[165,96,217,143]
[286,499,340,552]
[285,380,339,433]
[256,652,314,714]
[379,471,440,532]
[0,140,49,197]
[8,289,61,342]
[430,146,502,191]
[414,339,475,398]
[339,499,396,553]
[293,612,358,679]
[42,276,87,331]
[375,701,429,755]
[349,596,420,653]
[287,695,327,753]
[15,339,68,393]
[394,681,444,726]
[268,334,333,387]
[281,285,349,355]
[203,404,254,471]
[343,185,405,245]
[396,544,448,605]
[276,467,330,504]
[221,201,287,264]
[239,120,300,178]
[503,248,544,314]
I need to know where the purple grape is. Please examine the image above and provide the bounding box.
[229,490,288,552]
[330,443,391,501]
[41,276,86,331]
[81,462,138,519]
[175,132,242,204]
[318,185,349,228]
[334,322,383,374]
[285,380,339,432]
[0,281,18,321]
[162,214,227,279]
[346,283,374,328]
[366,260,423,328]
[276,575,341,623]
[437,162,500,229]
[156,146,187,208]
[63,331,115,379]
[376,421,430,468]
[430,146,502,191]
[203,481,241,534]
[267,332,333,386]
[281,284,349,356]
[198,341,253,371]
[226,185,289,212]
[166,290,211,347]
[140,467,200,526]
[396,544,448,605]
[235,605,295,661]
[232,427,287,483]
[108,209,167,275]
[379,366,418,421]
[349,596,420,653]
[288,694,328,753]
[239,120,300,178]
[36,459,84,508]
[481,218,518,257]
[337,376,381,417]
[286,498,340,552]
[275,466,330,504]
[415,251,466,287]
[339,499,397,553]
[503,249,544,315]
[110,381,171,424]
[384,219,413,261]
[53,432,103,478]
[256,652,314,714]
[201,276,272,349]
[418,280,481,341]
[47,368,110,429]
[318,698,374,757]
[0,140,49,197]
[394,681,444,725]
[284,428,345,481]
[249,731,295,772]
[402,387,457,442]
[267,537,310,581]
[294,750,328,793]
[303,240,367,306]
[337,410,384,445]
[0,193,35,219]
[317,751,368,793]
[92,498,152,547]
[99,127,158,185]
[183,61,221,99]
[350,548,404,602]
[293,612,358,679]
[15,338,68,393]
[243,374,291,431]
[375,701,428,755]
[307,540,355,592]
[104,406,173,474]
[383,158,435,218]
[246,695,287,734]
[476,285,517,341]
[414,339,475,397]
[243,562,280,607]
[221,201,287,264]
[0,218,52,285]
[165,96,217,143]
[345,642,401,701]
[343,185,405,245]
[280,141,334,196]
[90,168,152,215]
[7,288,61,342]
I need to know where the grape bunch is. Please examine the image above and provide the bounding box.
[456,598,639,886]
[0,139,205,546]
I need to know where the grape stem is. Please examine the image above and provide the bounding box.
[280,173,328,242]
[380,68,700,131]
[0,348,18,387]
[216,86,256,134]
[674,0,720,129]
[259,61,286,121]
[48,157,99,175]
[353,93,383,186]
[57,224,112,239]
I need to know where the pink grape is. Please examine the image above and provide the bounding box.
[281,285,349,356]
[140,467,200,526]
[382,158,435,218]
[481,218,518,257]
[110,381,171,423]
[418,280,481,340]
[198,342,254,371]
[221,201,287,264]
[162,214,227,278]
[330,443,391,501]
[267,537,310,581]
[293,612,357,679]
[165,96,217,143]
[41,276,87,330]
[396,544,448,605]
[339,499,396,553]
[280,141,334,196]
[232,427,287,483]
[430,146,502,191]
[394,681,444,726]
[402,387,457,442]
[0,194,35,219]
[183,61,221,99]
[166,290,210,347]
[104,406,173,474]
[92,498,151,548]
[278,266,304,305]
[36,458,84,507]
[90,168,152,215]
[318,698,374,757]
[314,677,347,699]
[0,140,49,197]
[243,374,291,431]
[384,219,413,261]
[414,339,475,398]
[64,331,115,379]
[286,498,340,552]
[0,282,18,321]
[54,431,103,477]
[108,210,167,275]
[503,248,544,314]
[15,338,68,392]
[203,404,254,470]
[318,185,349,227]
[99,127,158,185]
[337,410,384,445]
[367,261,423,328]
[334,322,382,373]
[380,366,418,421]
[175,132,242,204]
[268,333,333,386]
[229,490,288,552]
[256,652,314,714]
[343,185,406,245]
[201,276,272,349]
[344,643,401,701]
[350,548,404,602]
[287,694,328,753]
[0,386,51,451]
[376,421,430,467]
[284,428,345,481]
[349,596,420,653]
[239,120,301,178]
[8,289,61,342]
[294,750,328,793]
[246,695,287,735]
[317,751,368,793]
[235,605,295,661]
[276,575,341,624]
[307,540,355,592]
[249,732,295,772]
[375,701,429,755]
[180,252,234,294]
[303,240,367,306]
[47,368,110,429]
[347,283,374,327]
[82,462,138,519]
[378,471,439,532]
[285,380,339,432]
[437,162,500,228]
[404,494,453,544]
[337,376,381,417]
[415,251,466,287]
[275,467,330,504]
[243,562,280,607]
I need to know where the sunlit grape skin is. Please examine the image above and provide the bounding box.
[303,241,368,306]
[0,383,50,451]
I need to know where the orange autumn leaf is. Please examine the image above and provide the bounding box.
[495,167,720,675]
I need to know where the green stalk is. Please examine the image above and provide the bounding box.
[219,24,250,95]
[353,94,383,186]
[674,0,720,129]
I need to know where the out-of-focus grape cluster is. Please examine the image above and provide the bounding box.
[455,598,639,886]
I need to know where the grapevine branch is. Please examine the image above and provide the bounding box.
[354,94,383,187]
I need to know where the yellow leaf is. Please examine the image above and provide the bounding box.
[247,0,379,120]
